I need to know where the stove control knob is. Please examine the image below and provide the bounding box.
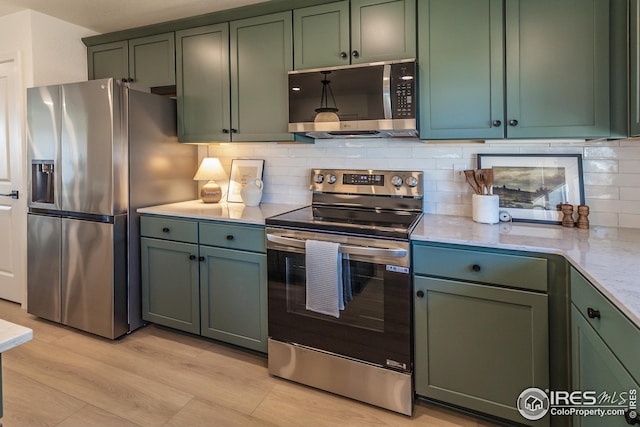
[406,176,419,188]
[391,175,403,187]
[313,174,324,184]
[326,174,337,184]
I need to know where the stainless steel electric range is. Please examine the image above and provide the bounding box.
[265,169,423,416]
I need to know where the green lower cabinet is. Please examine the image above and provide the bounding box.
[199,246,267,353]
[140,215,268,353]
[414,276,550,426]
[571,267,640,427]
[141,237,200,334]
[572,306,639,427]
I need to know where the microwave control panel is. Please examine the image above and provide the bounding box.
[391,62,415,119]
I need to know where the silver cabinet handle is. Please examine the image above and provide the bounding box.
[266,234,407,258]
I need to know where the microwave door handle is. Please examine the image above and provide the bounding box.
[266,233,407,258]
[382,64,392,119]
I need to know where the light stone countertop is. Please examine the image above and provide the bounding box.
[0,319,32,353]
[137,200,305,225]
[411,214,640,329]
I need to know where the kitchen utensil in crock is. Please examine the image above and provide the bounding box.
[464,170,481,195]
[483,168,494,195]
[474,169,486,195]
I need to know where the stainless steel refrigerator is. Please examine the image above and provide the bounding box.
[27,78,197,339]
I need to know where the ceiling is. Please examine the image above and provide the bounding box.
[0,0,270,34]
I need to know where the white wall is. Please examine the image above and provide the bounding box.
[0,11,34,88]
[207,138,640,229]
[0,10,96,88]
[30,10,97,86]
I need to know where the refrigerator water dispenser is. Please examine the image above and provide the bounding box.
[31,160,54,204]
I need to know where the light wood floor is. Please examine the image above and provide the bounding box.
[0,299,501,427]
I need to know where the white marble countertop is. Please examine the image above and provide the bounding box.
[0,319,32,353]
[411,214,640,328]
[137,200,304,225]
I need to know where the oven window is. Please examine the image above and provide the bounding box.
[284,253,384,333]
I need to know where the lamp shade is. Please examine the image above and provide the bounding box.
[193,157,227,181]
[193,158,227,203]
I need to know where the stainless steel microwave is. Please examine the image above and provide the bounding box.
[288,59,417,139]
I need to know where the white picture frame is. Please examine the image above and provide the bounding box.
[227,159,265,203]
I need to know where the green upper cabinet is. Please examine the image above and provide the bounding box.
[351,0,416,64]
[293,0,415,69]
[417,0,504,140]
[88,40,129,82]
[88,33,175,87]
[418,0,611,140]
[230,12,294,142]
[293,2,350,69]
[176,24,231,143]
[504,0,610,139]
[177,12,293,143]
[128,33,176,87]
[631,0,640,136]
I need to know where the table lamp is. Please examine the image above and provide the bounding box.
[193,157,227,203]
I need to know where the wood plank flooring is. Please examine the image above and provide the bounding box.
[0,299,501,427]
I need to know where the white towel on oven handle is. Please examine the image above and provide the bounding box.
[305,239,343,318]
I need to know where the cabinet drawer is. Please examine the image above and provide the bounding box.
[140,216,198,243]
[413,245,547,292]
[571,268,640,383]
[199,222,265,253]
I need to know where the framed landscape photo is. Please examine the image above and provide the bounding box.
[227,159,265,203]
[477,154,585,224]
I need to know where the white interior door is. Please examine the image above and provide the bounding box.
[0,53,26,303]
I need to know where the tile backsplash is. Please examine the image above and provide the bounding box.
[206,138,640,229]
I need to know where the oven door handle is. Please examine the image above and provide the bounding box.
[266,234,407,258]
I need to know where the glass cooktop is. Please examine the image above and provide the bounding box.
[266,205,422,240]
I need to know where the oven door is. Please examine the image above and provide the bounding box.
[266,228,412,372]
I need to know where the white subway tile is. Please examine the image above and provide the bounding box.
[621,187,640,201]
[619,160,640,174]
[584,186,620,200]
[436,180,469,192]
[366,147,413,159]
[412,145,463,159]
[619,214,640,228]
[582,159,619,173]
[232,139,640,228]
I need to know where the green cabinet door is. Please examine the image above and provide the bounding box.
[141,237,200,334]
[631,0,640,136]
[128,32,176,87]
[199,246,267,353]
[414,276,550,426]
[176,24,231,143]
[572,306,640,427]
[230,12,294,142]
[293,0,415,69]
[417,0,504,140]
[418,0,610,140]
[505,0,610,138]
[293,1,350,69]
[351,0,416,64]
[87,40,129,81]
